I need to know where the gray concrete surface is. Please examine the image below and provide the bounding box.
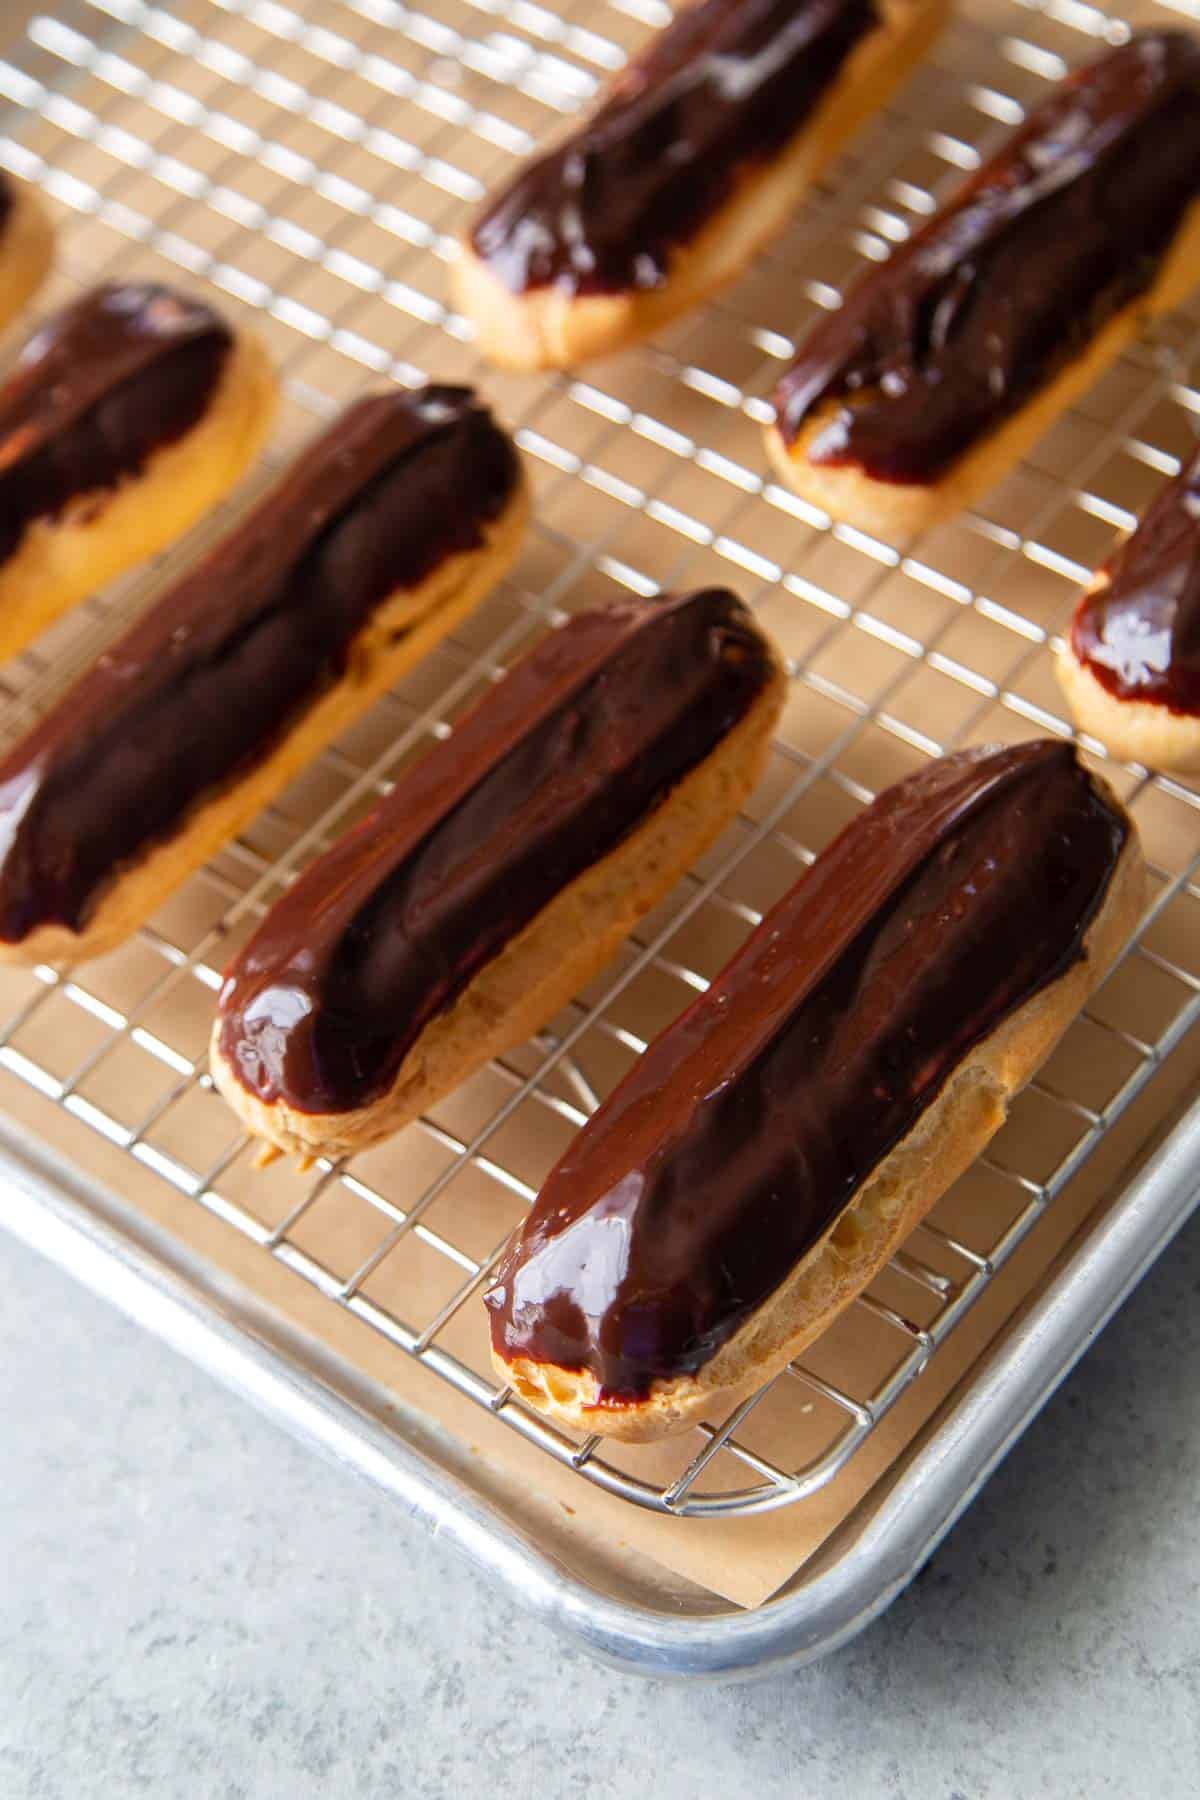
[2,1215,1199,1800]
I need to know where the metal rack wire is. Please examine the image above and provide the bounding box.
[0,0,1198,1518]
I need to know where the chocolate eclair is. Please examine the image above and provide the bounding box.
[210,589,786,1160]
[0,174,53,335]
[767,32,1200,537]
[0,281,275,662]
[487,741,1144,1441]
[452,0,948,370]
[0,386,527,965]
[1058,445,1200,771]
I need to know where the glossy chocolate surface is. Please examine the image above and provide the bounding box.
[486,742,1127,1401]
[217,589,773,1115]
[470,0,876,297]
[773,33,1200,486]
[0,283,232,565]
[0,387,520,942]
[1071,446,1200,715]
[0,175,12,236]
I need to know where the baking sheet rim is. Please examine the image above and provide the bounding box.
[2,1088,1197,1679]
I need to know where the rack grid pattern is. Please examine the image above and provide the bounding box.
[0,0,1198,1517]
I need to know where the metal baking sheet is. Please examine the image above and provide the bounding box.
[0,0,1197,1671]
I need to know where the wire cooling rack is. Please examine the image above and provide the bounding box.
[0,0,1198,1522]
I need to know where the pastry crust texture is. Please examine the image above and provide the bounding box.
[765,193,1200,542]
[493,793,1146,1441]
[0,475,530,968]
[0,325,277,665]
[208,647,787,1159]
[452,0,947,371]
[1057,599,1200,772]
[0,179,54,335]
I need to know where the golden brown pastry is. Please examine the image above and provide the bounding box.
[487,741,1144,1441]
[1057,444,1200,772]
[452,0,948,370]
[0,280,275,663]
[210,588,786,1160]
[766,33,1200,538]
[0,386,527,965]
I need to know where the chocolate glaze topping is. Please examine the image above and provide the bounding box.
[217,589,773,1116]
[469,0,877,298]
[1071,446,1200,715]
[0,283,232,566]
[0,175,13,237]
[0,387,520,943]
[486,742,1127,1402]
[773,32,1200,486]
